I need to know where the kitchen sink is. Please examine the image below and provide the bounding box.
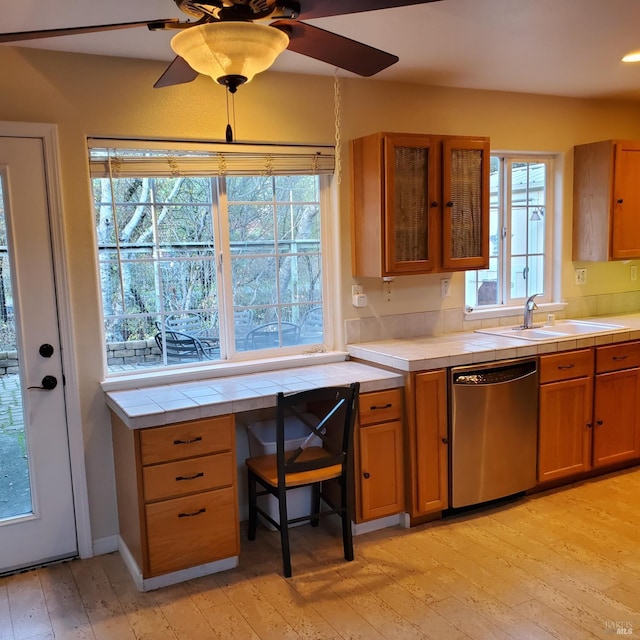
[475,319,628,341]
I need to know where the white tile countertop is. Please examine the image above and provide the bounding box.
[347,312,640,372]
[105,361,404,430]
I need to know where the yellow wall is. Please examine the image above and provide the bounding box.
[2,45,640,542]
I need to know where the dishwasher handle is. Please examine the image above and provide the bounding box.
[453,360,537,386]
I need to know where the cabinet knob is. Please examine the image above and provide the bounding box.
[363,472,371,479]
[596,420,603,426]
[586,422,593,428]
[430,201,438,208]
[617,198,624,204]
[441,437,449,444]
[445,201,454,208]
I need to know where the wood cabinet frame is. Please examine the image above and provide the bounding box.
[351,132,490,277]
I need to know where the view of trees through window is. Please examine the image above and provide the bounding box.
[92,166,324,372]
[465,155,551,310]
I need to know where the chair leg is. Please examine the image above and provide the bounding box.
[340,478,354,562]
[247,469,258,541]
[278,488,292,578]
[310,482,321,527]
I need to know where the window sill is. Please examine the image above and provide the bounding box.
[464,301,567,323]
[101,350,349,393]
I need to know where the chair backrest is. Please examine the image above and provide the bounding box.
[165,312,213,337]
[274,383,360,484]
[155,330,207,363]
[245,321,301,350]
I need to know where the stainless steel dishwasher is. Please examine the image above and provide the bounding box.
[449,357,538,508]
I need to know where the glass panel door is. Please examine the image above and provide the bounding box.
[0,135,76,574]
[0,180,30,519]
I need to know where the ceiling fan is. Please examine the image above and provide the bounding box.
[0,0,442,92]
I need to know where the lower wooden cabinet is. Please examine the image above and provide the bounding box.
[538,349,594,482]
[407,369,448,518]
[355,388,405,522]
[538,342,640,484]
[593,342,640,467]
[111,412,239,579]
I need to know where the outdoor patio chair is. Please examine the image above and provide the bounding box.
[244,321,300,350]
[300,306,324,343]
[165,312,216,338]
[155,330,219,363]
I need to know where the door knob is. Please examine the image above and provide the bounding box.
[39,343,54,358]
[28,375,58,390]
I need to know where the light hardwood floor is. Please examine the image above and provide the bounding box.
[2,467,640,640]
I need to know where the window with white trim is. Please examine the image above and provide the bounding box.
[465,154,554,311]
[89,141,334,373]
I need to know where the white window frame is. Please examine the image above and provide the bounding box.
[88,139,340,379]
[465,152,563,321]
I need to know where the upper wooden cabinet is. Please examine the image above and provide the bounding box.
[573,139,640,261]
[350,132,490,277]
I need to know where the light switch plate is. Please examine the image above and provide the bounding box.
[575,268,587,285]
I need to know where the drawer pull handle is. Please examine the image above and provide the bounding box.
[612,355,628,361]
[173,436,203,445]
[176,472,204,482]
[370,403,392,410]
[178,508,206,518]
[557,364,575,370]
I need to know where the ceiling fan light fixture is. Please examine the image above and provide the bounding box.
[621,50,640,63]
[170,22,289,88]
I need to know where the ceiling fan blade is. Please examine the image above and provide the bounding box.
[272,20,398,77]
[0,19,180,44]
[154,56,199,88]
[297,0,442,20]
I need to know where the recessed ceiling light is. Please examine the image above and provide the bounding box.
[622,51,640,62]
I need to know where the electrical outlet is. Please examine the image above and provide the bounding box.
[441,278,451,298]
[631,266,638,282]
[575,268,587,285]
[351,284,363,297]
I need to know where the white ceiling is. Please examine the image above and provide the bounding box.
[5,0,640,102]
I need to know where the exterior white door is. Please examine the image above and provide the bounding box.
[0,136,77,573]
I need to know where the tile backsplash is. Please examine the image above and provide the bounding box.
[344,291,640,344]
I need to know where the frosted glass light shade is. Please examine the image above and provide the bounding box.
[171,22,289,85]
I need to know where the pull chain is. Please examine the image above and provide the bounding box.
[334,69,342,184]
[225,88,237,143]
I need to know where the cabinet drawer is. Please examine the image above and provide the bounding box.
[140,415,233,465]
[596,341,640,374]
[539,349,594,383]
[146,487,238,577]
[142,452,234,503]
[359,388,403,426]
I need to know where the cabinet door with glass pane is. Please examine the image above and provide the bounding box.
[351,133,439,277]
[441,137,490,270]
[383,134,440,274]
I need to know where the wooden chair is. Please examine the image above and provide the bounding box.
[244,321,300,350]
[245,383,360,578]
[155,330,219,363]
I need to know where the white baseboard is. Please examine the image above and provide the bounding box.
[352,513,405,536]
[117,536,238,592]
[91,535,118,556]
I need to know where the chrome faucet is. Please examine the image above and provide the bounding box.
[523,293,540,329]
